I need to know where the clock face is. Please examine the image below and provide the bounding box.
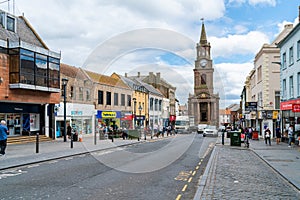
[200,59,207,67]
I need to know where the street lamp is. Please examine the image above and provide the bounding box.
[138,105,145,140]
[133,98,136,129]
[62,78,69,142]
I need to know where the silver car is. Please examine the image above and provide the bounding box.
[203,125,218,137]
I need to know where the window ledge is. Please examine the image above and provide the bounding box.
[9,83,60,93]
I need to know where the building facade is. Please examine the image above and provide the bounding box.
[278,20,300,136]
[188,22,219,127]
[0,10,60,139]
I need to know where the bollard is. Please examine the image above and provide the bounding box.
[222,131,224,145]
[36,132,39,153]
[71,132,73,149]
[111,135,114,142]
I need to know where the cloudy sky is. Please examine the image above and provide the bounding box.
[3,0,299,108]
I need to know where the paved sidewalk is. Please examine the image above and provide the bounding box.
[0,134,143,170]
[194,135,300,199]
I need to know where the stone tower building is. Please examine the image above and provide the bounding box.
[188,22,220,127]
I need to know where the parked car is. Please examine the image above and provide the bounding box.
[203,125,218,137]
[197,124,207,134]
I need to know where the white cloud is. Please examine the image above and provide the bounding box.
[248,0,276,6]
[209,31,269,57]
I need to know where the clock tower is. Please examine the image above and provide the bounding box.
[188,21,219,127]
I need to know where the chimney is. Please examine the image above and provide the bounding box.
[156,72,161,83]
[125,73,127,77]
[137,72,140,78]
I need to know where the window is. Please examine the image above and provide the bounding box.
[282,53,286,69]
[70,86,75,99]
[121,94,125,106]
[289,76,294,98]
[35,53,48,87]
[98,90,103,104]
[9,48,60,89]
[258,92,263,108]
[114,93,118,106]
[298,73,300,97]
[159,100,162,111]
[297,40,300,60]
[86,89,91,101]
[150,98,153,110]
[155,99,158,111]
[282,79,286,99]
[106,92,111,105]
[127,95,131,107]
[257,66,262,82]
[78,87,83,100]
[201,74,206,84]
[289,46,294,65]
[275,91,280,110]
[6,16,15,32]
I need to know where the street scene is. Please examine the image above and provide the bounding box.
[0,0,300,200]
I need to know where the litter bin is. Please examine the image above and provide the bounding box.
[252,131,259,140]
[230,131,241,146]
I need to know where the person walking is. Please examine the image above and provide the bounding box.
[0,120,9,156]
[275,126,281,145]
[288,125,293,147]
[264,127,271,146]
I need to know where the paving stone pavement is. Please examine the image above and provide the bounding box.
[194,136,300,200]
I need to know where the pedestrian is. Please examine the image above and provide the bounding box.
[264,127,271,146]
[67,123,72,139]
[288,125,293,147]
[0,120,9,156]
[275,126,281,145]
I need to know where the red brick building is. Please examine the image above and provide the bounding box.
[0,10,60,138]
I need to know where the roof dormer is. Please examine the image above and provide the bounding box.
[0,10,16,32]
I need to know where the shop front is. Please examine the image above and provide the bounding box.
[257,110,279,137]
[280,99,300,139]
[96,110,121,130]
[55,103,95,138]
[0,102,43,136]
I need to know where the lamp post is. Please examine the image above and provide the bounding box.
[62,78,69,142]
[138,105,144,140]
[133,98,136,129]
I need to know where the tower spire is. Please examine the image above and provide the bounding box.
[200,18,207,45]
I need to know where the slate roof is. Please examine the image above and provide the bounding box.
[85,70,129,89]
[0,12,48,49]
[60,64,87,80]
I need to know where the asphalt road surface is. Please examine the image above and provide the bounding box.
[0,133,216,200]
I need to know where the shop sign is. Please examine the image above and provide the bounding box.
[292,104,300,112]
[272,110,279,119]
[97,111,121,119]
[245,102,257,111]
[71,111,83,116]
[280,99,300,110]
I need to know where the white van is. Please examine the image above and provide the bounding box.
[197,124,207,134]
